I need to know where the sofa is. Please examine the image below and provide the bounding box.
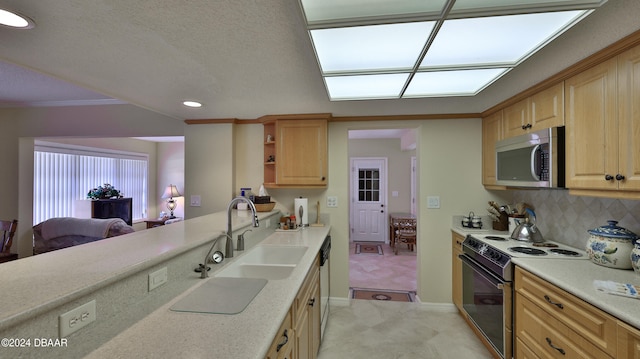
[33,217,135,255]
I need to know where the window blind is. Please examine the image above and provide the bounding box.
[33,141,148,225]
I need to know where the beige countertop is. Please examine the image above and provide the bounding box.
[0,211,283,333]
[86,224,331,358]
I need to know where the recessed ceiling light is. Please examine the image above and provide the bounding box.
[0,8,35,29]
[182,101,202,108]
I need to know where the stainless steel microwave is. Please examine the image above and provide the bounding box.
[495,126,565,188]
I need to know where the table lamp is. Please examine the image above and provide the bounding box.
[161,184,182,218]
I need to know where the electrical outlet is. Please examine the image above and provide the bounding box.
[59,300,96,337]
[190,195,201,207]
[148,267,168,291]
[326,196,338,208]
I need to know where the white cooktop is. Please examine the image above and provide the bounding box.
[468,233,588,259]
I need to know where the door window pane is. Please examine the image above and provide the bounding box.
[358,168,380,202]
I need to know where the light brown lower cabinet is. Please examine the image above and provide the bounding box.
[515,267,618,359]
[266,310,294,359]
[451,231,464,312]
[266,256,320,359]
[618,321,640,359]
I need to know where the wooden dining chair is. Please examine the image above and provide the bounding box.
[0,219,19,263]
[394,218,416,255]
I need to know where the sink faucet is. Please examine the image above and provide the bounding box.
[200,232,231,279]
[226,196,259,259]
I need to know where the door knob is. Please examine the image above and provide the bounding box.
[616,174,626,181]
[605,174,614,181]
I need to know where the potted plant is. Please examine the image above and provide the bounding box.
[87,183,122,200]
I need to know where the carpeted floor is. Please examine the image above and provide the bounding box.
[355,243,383,255]
[350,287,416,302]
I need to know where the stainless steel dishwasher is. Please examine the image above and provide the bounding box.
[319,235,331,339]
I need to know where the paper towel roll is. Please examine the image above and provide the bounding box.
[294,197,308,226]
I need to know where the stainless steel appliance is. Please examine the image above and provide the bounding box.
[495,126,565,188]
[319,235,331,340]
[460,233,586,359]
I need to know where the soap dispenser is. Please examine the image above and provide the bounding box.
[237,229,252,251]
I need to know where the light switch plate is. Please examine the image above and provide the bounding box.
[427,196,440,209]
[326,196,338,208]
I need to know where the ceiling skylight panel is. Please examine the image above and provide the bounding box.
[300,0,446,24]
[325,74,409,100]
[420,11,586,68]
[310,22,435,73]
[450,0,606,15]
[404,68,509,97]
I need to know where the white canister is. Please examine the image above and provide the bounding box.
[586,220,638,269]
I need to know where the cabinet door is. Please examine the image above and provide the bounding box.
[276,119,328,186]
[618,321,640,359]
[310,281,321,358]
[618,45,640,191]
[565,57,618,190]
[295,307,311,359]
[482,111,503,186]
[503,98,529,138]
[451,232,464,312]
[531,82,564,131]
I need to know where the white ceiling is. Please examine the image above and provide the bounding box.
[0,0,634,121]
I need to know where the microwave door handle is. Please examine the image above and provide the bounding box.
[531,144,541,181]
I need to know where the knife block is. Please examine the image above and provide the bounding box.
[492,212,509,231]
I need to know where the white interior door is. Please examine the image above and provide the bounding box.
[350,158,387,242]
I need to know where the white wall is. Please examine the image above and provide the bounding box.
[184,123,235,218]
[1,104,183,258]
[157,142,185,219]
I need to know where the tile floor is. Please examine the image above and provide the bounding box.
[323,241,493,358]
[349,241,417,292]
[318,300,494,359]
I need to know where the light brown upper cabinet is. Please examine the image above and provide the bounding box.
[617,45,640,192]
[482,110,504,186]
[503,82,564,139]
[263,114,329,188]
[565,45,640,193]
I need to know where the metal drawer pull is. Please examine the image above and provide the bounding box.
[544,295,564,309]
[546,337,566,355]
[276,329,289,352]
[308,297,316,306]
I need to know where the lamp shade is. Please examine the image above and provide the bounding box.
[161,185,181,199]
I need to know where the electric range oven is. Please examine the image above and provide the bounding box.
[460,233,586,359]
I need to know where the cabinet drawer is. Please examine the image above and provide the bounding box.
[515,268,617,357]
[516,293,612,359]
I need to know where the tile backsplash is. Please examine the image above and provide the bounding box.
[512,189,640,250]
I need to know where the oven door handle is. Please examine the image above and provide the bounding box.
[459,254,505,290]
